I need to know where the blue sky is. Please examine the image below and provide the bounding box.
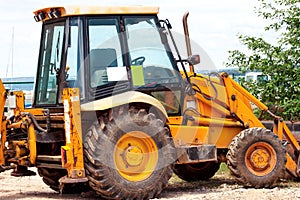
[0,0,272,77]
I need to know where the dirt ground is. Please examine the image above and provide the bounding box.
[1,168,300,200]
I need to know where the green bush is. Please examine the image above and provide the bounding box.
[227,0,300,121]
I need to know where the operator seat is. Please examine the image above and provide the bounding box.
[89,48,118,87]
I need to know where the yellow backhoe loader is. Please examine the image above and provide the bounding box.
[0,5,299,199]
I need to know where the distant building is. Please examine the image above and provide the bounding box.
[244,72,270,83]
[1,77,34,108]
[2,77,34,91]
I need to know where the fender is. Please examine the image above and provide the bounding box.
[81,91,168,120]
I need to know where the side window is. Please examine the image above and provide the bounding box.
[88,18,124,88]
[65,18,84,99]
[35,21,65,105]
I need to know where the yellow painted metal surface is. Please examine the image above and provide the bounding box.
[189,116,243,127]
[229,74,268,111]
[210,126,243,148]
[168,116,182,125]
[186,71,300,177]
[13,91,25,116]
[222,73,265,128]
[285,153,298,177]
[170,125,208,146]
[0,121,7,165]
[169,124,243,148]
[189,74,231,118]
[34,6,159,22]
[81,91,168,120]
[0,80,6,165]
[114,131,158,182]
[273,120,300,150]
[28,123,37,165]
[61,88,85,179]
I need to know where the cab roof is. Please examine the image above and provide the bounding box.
[34,6,159,22]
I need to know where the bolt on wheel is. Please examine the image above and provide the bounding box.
[114,131,158,182]
[245,141,277,176]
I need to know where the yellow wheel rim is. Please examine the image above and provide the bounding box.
[245,142,277,176]
[114,131,158,182]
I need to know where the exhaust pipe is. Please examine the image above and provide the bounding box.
[183,12,194,73]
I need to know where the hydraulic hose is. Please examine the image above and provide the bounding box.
[22,112,48,133]
[191,72,221,101]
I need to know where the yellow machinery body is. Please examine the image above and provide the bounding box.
[0,5,299,200]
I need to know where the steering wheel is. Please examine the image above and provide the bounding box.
[131,56,146,65]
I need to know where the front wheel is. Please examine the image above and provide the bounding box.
[84,108,174,199]
[226,128,286,188]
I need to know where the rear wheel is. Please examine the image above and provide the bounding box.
[173,162,220,181]
[84,108,174,199]
[38,168,64,192]
[37,168,90,193]
[226,128,286,188]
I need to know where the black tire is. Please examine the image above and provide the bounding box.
[83,108,174,200]
[38,168,90,193]
[226,128,286,188]
[173,162,220,181]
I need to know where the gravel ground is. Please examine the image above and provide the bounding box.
[1,168,300,200]
[158,175,300,200]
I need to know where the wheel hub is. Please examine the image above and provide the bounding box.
[245,141,277,177]
[124,145,143,167]
[249,148,270,170]
[114,131,158,182]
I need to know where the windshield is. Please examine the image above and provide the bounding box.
[35,21,65,105]
[124,16,180,87]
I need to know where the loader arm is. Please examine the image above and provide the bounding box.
[221,72,300,177]
[221,72,266,128]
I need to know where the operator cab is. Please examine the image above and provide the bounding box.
[33,6,184,115]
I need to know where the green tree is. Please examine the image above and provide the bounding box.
[227,0,300,121]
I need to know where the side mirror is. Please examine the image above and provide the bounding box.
[187,54,200,65]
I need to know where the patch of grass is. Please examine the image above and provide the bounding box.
[215,162,231,178]
[166,162,300,193]
[167,173,237,192]
[167,162,235,191]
